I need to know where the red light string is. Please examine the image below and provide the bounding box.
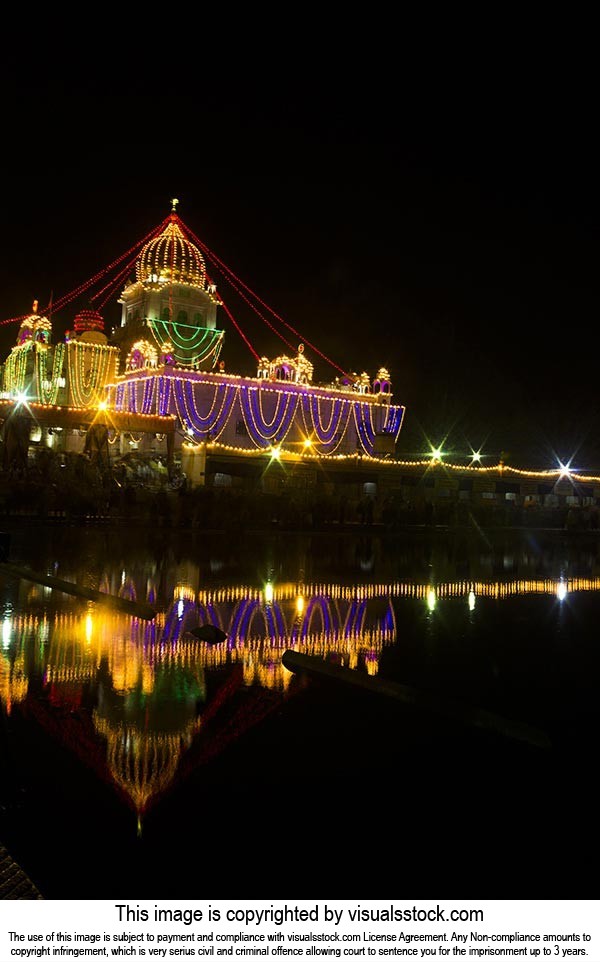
[218,292,261,363]
[93,250,142,311]
[179,218,350,378]
[0,218,168,327]
[45,219,168,316]
[0,313,29,327]
[207,261,296,354]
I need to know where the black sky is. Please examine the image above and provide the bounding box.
[1,41,598,467]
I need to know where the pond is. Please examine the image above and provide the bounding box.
[0,523,597,896]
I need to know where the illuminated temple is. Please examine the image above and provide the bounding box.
[0,205,405,484]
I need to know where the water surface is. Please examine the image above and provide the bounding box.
[1,523,597,895]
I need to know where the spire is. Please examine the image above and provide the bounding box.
[171,197,180,213]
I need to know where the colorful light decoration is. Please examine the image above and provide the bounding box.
[67,341,116,408]
[37,343,65,405]
[148,318,224,368]
[137,216,208,289]
[174,378,237,440]
[3,343,33,396]
[353,401,377,454]
[240,384,298,446]
[301,394,351,451]
[4,207,594,479]
[126,339,159,372]
[0,207,401,462]
[73,309,105,335]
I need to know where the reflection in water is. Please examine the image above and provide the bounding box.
[1,566,598,820]
[0,581,395,820]
[3,520,600,838]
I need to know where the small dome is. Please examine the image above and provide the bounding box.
[74,308,105,335]
[137,215,206,289]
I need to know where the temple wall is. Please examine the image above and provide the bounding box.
[107,370,404,457]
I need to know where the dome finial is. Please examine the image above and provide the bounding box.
[171,197,180,213]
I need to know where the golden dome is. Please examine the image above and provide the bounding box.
[136,215,206,289]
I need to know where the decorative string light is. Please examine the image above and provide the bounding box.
[300,394,351,450]
[180,220,351,378]
[36,343,65,405]
[67,342,115,407]
[239,384,297,444]
[147,318,224,368]
[353,401,377,454]
[173,379,237,440]
[137,217,207,289]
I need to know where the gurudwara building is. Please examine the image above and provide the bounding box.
[0,206,404,487]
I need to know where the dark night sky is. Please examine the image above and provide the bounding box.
[1,41,598,468]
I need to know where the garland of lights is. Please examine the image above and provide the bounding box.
[382,404,405,438]
[126,377,155,414]
[141,377,155,414]
[2,342,33,395]
[300,394,352,451]
[239,384,298,445]
[122,382,134,412]
[157,376,173,417]
[173,379,238,440]
[106,371,404,456]
[137,217,207,288]
[181,219,350,377]
[148,319,224,368]
[67,342,114,407]
[36,343,66,405]
[353,401,377,454]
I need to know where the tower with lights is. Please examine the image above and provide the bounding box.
[114,201,224,372]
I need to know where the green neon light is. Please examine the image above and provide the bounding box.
[148,320,224,366]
